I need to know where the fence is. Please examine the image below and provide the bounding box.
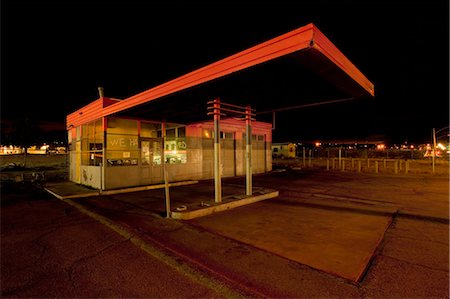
[274,153,449,175]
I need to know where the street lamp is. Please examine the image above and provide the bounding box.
[432,125,449,174]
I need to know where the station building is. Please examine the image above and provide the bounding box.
[67,99,272,190]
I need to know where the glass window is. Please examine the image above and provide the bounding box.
[141,141,150,166]
[178,126,186,138]
[106,150,139,166]
[203,129,212,139]
[166,128,176,138]
[107,118,138,135]
[141,122,160,138]
[81,119,104,166]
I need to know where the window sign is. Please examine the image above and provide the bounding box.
[107,135,138,150]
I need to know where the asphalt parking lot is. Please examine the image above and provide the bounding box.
[2,169,449,298]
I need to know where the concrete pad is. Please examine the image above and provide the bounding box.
[189,199,393,282]
[44,180,198,199]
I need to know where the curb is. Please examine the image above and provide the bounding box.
[171,191,279,220]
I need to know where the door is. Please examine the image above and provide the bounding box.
[140,138,163,184]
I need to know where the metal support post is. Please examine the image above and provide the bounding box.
[245,105,252,196]
[162,122,171,218]
[375,161,379,174]
[326,159,330,171]
[214,98,222,202]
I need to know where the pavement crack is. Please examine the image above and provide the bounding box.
[387,234,449,247]
[380,254,449,273]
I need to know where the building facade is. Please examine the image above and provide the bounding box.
[67,98,272,190]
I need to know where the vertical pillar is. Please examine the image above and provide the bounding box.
[326,159,330,171]
[162,122,171,218]
[405,160,409,174]
[375,161,379,174]
[351,158,355,170]
[341,159,345,171]
[332,158,335,169]
[358,160,362,172]
[245,105,252,196]
[214,98,222,202]
[394,160,399,174]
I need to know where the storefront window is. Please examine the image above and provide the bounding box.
[141,122,160,138]
[141,139,162,165]
[164,126,187,164]
[81,119,103,166]
[106,117,139,167]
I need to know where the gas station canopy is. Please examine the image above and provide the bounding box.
[67,23,374,128]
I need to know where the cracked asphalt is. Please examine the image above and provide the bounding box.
[1,168,449,298]
[1,184,224,298]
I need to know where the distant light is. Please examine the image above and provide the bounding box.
[410,145,414,149]
[315,142,321,147]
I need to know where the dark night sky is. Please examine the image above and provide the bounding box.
[1,0,449,144]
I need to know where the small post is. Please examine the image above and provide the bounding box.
[405,160,409,174]
[162,122,171,218]
[394,160,399,174]
[358,160,362,172]
[383,159,387,169]
[326,159,330,171]
[367,158,370,169]
[245,104,252,196]
[351,158,355,170]
[399,160,403,171]
[332,158,335,169]
[341,159,345,171]
[375,161,379,174]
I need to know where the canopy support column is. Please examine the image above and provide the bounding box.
[213,98,222,203]
[246,105,252,196]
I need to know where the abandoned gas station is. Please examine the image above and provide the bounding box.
[66,23,374,217]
